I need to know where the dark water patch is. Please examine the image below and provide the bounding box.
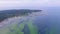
[33,15,50,34]
[22,24,30,34]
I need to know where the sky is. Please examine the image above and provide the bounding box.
[0,0,60,10]
[48,0,60,7]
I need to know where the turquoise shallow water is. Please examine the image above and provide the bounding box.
[0,16,40,34]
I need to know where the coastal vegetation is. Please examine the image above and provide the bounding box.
[0,9,42,22]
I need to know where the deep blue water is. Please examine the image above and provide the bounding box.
[33,7,60,34]
[34,16,49,34]
[48,7,60,34]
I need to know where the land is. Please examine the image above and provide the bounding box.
[0,9,42,22]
